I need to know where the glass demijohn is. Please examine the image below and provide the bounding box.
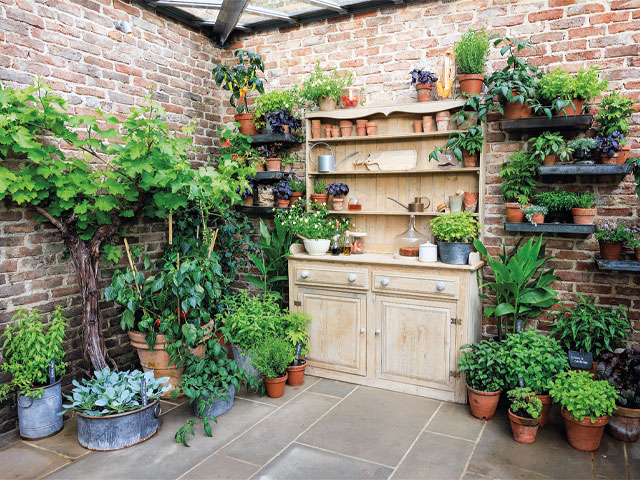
[394,215,427,258]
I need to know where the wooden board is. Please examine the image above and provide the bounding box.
[357,150,417,171]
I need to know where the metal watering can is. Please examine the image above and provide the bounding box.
[309,142,358,173]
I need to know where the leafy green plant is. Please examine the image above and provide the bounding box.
[503,329,569,394]
[250,337,295,379]
[595,219,630,243]
[528,131,573,164]
[254,88,303,129]
[277,201,344,240]
[549,370,618,422]
[508,387,542,419]
[429,211,480,243]
[62,368,169,416]
[572,192,595,209]
[458,340,506,392]
[313,179,327,194]
[596,92,636,136]
[454,27,491,75]
[432,126,484,163]
[0,307,68,400]
[300,62,354,106]
[474,236,559,340]
[500,150,537,204]
[521,204,547,224]
[537,66,607,112]
[568,138,598,154]
[550,294,630,358]
[282,311,311,356]
[212,49,265,114]
[597,348,640,409]
[218,123,259,160]
[574,66,609,103]
[534,191,576,213]
[288,177,306,194]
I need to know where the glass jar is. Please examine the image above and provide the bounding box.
[347,231,366,254]
[348,192,363,211]
[394,216,427,258]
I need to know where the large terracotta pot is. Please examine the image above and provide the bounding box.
[561,409,609,452]
[608,405,640,442]
[265,158,281,172]
[543,154,557,166]
[286,360,307,387]
[467,384,501,420]
[561,98,584,116]
[503,93,532,119]
[416,83,432,102]
[276,199,289,208]
[310,193,328,204]
[458,74,485,96]
[234,113,258,136]
[505,202,526,223]
[508,409,539,444]
[264,373,288,398]
[571,208,596,225]
[599,240,623,260]
[601,153,619,164]
[289,192,303,206]
[462,150,478,168]
[536,394,552,428]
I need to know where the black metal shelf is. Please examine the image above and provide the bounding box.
[537,164,633,176]
[500,114,593,133]
[250,171,293,182]
[249,133,299,145]
[595,257,640,272]
[235,205,288,216]
[504,223,595,235]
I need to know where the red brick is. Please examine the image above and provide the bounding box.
[529,9,564,22]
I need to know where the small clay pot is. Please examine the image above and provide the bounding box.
[286,360,307,387]
[413,120,423,133]
[357,127,367,136]
[422,115,434,132]
[435,111,450,122]
[561,409,608,452]
[601,153,619,164]
[458,74,485,96]
[243,195,254,207]
[339,120,353,128]
[311,119,322,127]
[561,98,584,116]
[265,158,282,172]
[331,127,340,138]
[282,125,290,134]
[332,197,345,211]
[531,213,545,224]
[312,127,322,139]
[356,119,368,127]
[234,112,258,135]
[415,83,432,102]
[467,385,500,420]
[619,144,631,164]
[276,199,289,208]
[599,240,623,260]
[325,125,332,137]
[571,208,596,225]
[462,151,478,168]
[289,192,303,206]
[255,159,266,172]
[463,192,478,213]
[506,202,527,223]
[340,126,353,137]
[503,91,532,119]
[543,154,557,166]
[264,373,288,398]
[437,121,449,132]
[318,96,337,111]
[636,248,640,261]
[311,193,329,204]
[366,122,377,136]
[508,409,539,444]
[536,394,552,428]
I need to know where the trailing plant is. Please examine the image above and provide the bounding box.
[254,88,303,129]
[410,69,438,86]
[288,177,306,194]
[503,329,569,394]
[596,131,624,157]
[454,27,491,75]
[521,204,547,224]
[550,294,630,358]
[458,340,506,392]
[432,126,484,163]
[282,311,311,356]
[596,92,636,136]
[212,49,265,114]
[277,201,344,240]
[0,307,68,400]
[429,211,480,243]
[62,368,169,416]
[534,190,577,213]
[313,179,327,195]
[266,108,302,134]
[528,131,573,164]
[508,387,542,419]
[326,182,349,197]
[537,66,607,107]
[500,150,537,204]
[597,348,640,409]
[474,236,559,340]
[250,337,295,379]
[273,180,293,200]
[300,62,354,105]
[594,219,630,243]
[571,192,595,209]
[548,370,618,422]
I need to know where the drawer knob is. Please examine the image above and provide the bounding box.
[300,270,309,279]
[436,281,446,291]
[380,277,390,287]
[375,329,381,335]
[360,328,366,333]
[348,273,357,283]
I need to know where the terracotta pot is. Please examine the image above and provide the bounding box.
[340,126,353,137]
[462,151,478,168]
[276,199,289,208]
[608,405,640,442]
[357,127,367,136]
[332,197,345,211]
[325,125,332,137]
[571,208,596,225]
[458,74,485,95]
[215,329,234,360]
[506,202,526,223]
[282,125,290,134]
[265,158,282,172]
[311,127,322,139]
[311,119,322,127]
[413,119,423,133]
[282,163,293,173]
[601,153,618,164]
[436,121,449,132]
[422,115,434,132]
[463,192,479,214]
[536,394,552,428]
[543,154,557,166]
[286,360,307,387]
[561,409,608,452]
[503,98,532,119]
[331,127,340,138]
[356,119,368,127]
[619,144,631,164]
[311,193,329,204]
[289,192,303,206]
[435,111,450,122]
[508,409,539,444]
[318,96,337,111]
[234,113,258,136]
[339,120,353,128]
[467,385,501,420]
[255,159,265,172]
[366,122,377,136]
[243,195,254,207]
[264,372,288,398]
[599,240,623,260]
[561,98,584,116]
[635,248,640,261]
[531,213,545,224]
[415,83,432,102]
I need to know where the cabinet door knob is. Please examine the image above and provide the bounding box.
[300,270,309,279]
[348,273,357,283]
[380,277,390,287]
[436,281,445,291]
[360,328,366,333]
[375,329,381,335]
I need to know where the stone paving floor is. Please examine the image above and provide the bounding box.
[0,376,636,480]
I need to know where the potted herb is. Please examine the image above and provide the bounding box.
[254,88,302,132]
[429,211,480,264]
[500,150,537,222]
[250,337,295,398]
[570,191,596,225]
[549,370,618,452]
[534,190,576,224]
[273,180,292,208]
[596,131,625,164]
[597,92,636,163]
[594,219,630,260]
[568,138,598,164]
[597,348,640,442]
[280,202,336,255]
[300,62,354,111]
[212,49,265,135]
[280,150,298,173]
[288,177,306,206]
[240,182,255,207]
[458,340,506,420]
[410,69,438,102]
[283,311,312,386]
[507,387,542,444]
[0,307,68,439]
[311,179,328,204]
[503,329,569,427]
[62,368,169,451]
[454,28,490,95]
[266,108,302,135]
[528,131,573,166]
[259,143,287,172]
[218,123,258,164]
[442,126,484,167]
[327,182,349,211]
[537,66,608,115]
[521,205,547,224]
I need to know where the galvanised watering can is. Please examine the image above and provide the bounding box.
[309,142,358,173]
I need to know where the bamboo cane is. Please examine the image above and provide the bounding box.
[207,228,219,258]
[168,213,173,245]
[123,238,142,300]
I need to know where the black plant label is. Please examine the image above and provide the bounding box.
[568,350,593,369]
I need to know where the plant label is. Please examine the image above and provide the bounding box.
[568,350,593,369]
[141,377,147,407]
[49,359,56,384]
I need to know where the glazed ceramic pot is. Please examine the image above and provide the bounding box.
[303,239,330,256]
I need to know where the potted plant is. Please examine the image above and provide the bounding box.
[310,179,328,204]
[273,180,292,208]
[0,307,68,439]
[283,311,312,386]
[500,150,537,222]
[507,387,542,444]
[410,69,438,102]
[300,62,354,111]
[266,109,302,135]
[596,131,625,164]
[454,27,490,95]
[259,143,287,172]
[441,126,483,167]
[288,177,306,206]
[250,337,295,398]
[521,205,547,224]
[281,201,336,256]
[549,370,618,452]
[240,182,255,207]
[327,182,349,211]
[62,368,169,451]
[212,49,265,135]
[570,191,596,225]
[429,211,481,264]
[528,131,573,166]
[458,340,506,420]
[596,92,636,163]
[568,138,599,164]
[503,329,569,427]
[537,66,608,115]
[597,348,640,442]
[594,219,630,260]
[534,190,576,224]
[218,123,259,164]
[281,150,298,173]
[253,88,303,133]
[629,229,640,261]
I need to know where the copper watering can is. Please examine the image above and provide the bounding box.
[387,196,431,212]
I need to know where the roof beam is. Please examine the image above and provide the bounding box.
[212,0,249,45]
[154,0,294,22]
[300,0,346,13]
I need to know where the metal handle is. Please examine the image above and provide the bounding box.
[360,328,366,333]
[436,281,445,291]
[335,151,359,167]
[416,196,431,209]
[154,402,162,418]
[348,273,357,282]
[375,329,381,335]
[308,142,334,167]
[380,277,390,287]
[300,270,309,279]
[18,396,34,409]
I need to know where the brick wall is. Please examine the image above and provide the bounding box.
[0,0,224,438]
[224,0,640,342]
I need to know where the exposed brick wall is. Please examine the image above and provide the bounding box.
[224,0,640,342]
[0,0,224,438]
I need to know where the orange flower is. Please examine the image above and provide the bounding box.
[221,140,231,148]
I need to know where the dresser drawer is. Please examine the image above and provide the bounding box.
[372,272,459,298]
[294,265,369,289]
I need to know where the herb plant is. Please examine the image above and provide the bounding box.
[454,28,491,75]
[288,177,306,194]
[596,92,636,136]
[597,131,624,157]
[521,204,547,224]
[500,150,537,204]
[282,311,312,356]
[508,387,542,419]
[534,191,577,213]
[254,88,303,129]
[212,49,265,114]
[313,179,327,195]
[326,182,349,197]
[571,192,595,209]
[597,348,640,409]
[568,138,598,155]
[300,62,354,105]
[528,131,573,164]
[549,370,618,422]
[410,69,438,86]
[595,219,630,243]
[574,66,609,103]
[0,307,68,400]
[266,108,302,134]
[273,180,293,200]
[429,211,481,243]
[537,66,607,106]
[250,337,295,379]
[259,142,288,159]
[458,340,506,392]
[437,126,484,163]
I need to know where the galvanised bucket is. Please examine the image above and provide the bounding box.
[194,385,235,418]
[77,400,161,451]
[438,241,472,265]
[232,345,262,378]
[17,380,63,440]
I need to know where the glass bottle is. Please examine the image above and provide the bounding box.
[343,235,352,256]
[330,221,340,256]
[394,215,427,258]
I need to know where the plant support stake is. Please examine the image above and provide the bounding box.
[141,377,147,407]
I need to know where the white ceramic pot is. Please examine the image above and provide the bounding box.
[419,242,438,263]
[303,239,331,256]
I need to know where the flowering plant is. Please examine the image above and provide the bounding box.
[276,202,348,240]
[326,182,349,197]
[596,131,624,157]
[273,180,292,200]
[288,177,306,194]
[254,88,303,130]
[212,49,265,114]
[595,219,630,243]
[217,124,257,159]
[410,69,438,86]
[300,62,354,105]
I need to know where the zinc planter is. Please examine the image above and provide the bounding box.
[194,385,235,418]
[264,373,288,398]
[77,400,161,451]
[303,239,331,256]
[438,241,472,265]
[17,380,63,440]
[287,360,307,386]
[608,405,640,442]
[508,409,539,444]
[467,385,500,420]
[232,345,262,378]
[561,409,609,452]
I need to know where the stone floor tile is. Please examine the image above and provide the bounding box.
[221,391,337,465]
[257,443,393,480]
[425,402,483,441]
[593,433,626,479]
[0,443,69,479]
[307,378,358,398]
[160,399,183,415]
[236,376,319,407]
[628,438,639,479]
[32,418,89,459]
[180,454,259,480]
[298,386,439,467]
[392,431,474,480]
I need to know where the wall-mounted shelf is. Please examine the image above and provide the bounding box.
[309,168,480,176]
[537,164,633,176]
[305,99,466,120]
[504,223,596,235]
[595,257,640,272]
[309,130,463,143]
[235,205,288,216]
[500,114,593,133]
[250,171,293,181]
[249,133,299,145]
[329,210,479,217]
